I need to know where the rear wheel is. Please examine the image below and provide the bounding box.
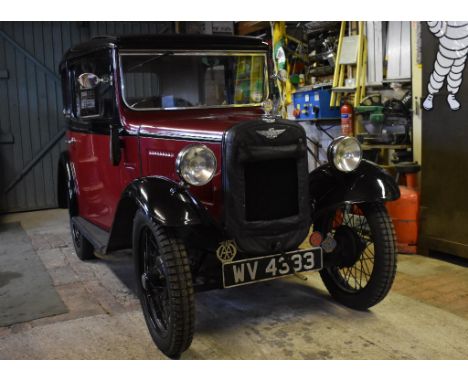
[133,210,195,359]
[70,218,96,260]
[316,202,397,310]
[65,161,95,261]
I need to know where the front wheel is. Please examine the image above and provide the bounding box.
[316,202,397,310]
[132,210,195,359]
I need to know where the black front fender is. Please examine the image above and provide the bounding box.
[309,160,400,217]
[107,176,211,252]
[122,176,204,226]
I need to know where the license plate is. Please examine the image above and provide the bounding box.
[222,247,323,288]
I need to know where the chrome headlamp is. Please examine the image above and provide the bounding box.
[327,136,363,172]
[176,144,217,186]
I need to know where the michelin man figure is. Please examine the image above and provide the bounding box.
[423,21,468,111]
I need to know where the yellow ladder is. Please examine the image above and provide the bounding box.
[330,21,367,108]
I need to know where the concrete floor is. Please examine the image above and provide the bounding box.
[0,209,467,360]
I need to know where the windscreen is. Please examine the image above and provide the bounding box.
[120,52,266,109]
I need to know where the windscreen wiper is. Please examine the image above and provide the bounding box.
[127,51,174,72]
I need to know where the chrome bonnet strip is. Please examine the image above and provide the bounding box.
[139,130,223,142]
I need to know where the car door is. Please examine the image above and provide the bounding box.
[67,50,124,231]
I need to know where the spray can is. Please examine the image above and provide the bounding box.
[340,101,353,136]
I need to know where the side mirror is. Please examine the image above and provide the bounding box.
[77,73,100,89]
[77,73,111,89]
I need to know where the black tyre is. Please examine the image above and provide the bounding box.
[316,202,397,310]
[70,219,96,260]
[65,161,95,261]
[132,210,195,359]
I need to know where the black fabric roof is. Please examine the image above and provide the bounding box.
[61,34,268,62]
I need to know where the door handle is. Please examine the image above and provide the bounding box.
[65,138,77,145]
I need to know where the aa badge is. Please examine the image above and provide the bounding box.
[216,240,237,263]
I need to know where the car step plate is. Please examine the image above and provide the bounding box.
[222,247,323,288]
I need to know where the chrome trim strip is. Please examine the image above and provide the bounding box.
[118,50,269,112]
[139,131,223,142]
[128,103,264,112]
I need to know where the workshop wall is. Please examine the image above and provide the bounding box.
[0,22,173,213]
[419,21,468,259]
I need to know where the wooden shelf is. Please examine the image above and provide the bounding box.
[236,22,270,36]
[362,144,411,150]
[332,86,357,92]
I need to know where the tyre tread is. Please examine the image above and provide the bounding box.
[70,219,96,261]
[319,202,397,310]
[133,211,195,358]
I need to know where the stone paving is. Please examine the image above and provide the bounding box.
[393,254,468,319]
[0,209,467,359]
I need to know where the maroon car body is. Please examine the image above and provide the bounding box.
[66,108,260,229]
[57,34,400,358]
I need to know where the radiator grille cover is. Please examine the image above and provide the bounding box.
[223,119,310,255]
[244,158,298,221]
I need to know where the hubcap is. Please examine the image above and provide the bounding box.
[327,206,376,292]
[141,273,149,291]
[334,225,367,268]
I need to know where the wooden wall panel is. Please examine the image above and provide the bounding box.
[0,21,173,213]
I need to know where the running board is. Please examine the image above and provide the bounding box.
[72,217,109,255]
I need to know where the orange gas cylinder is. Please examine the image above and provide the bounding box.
[386,162,421,254]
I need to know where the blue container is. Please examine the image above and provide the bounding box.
[292,87,340,120]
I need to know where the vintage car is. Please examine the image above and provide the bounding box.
[57,34,400,358]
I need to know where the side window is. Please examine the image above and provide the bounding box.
[71,51,114,120]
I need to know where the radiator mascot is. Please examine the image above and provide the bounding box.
[423,21,468,111]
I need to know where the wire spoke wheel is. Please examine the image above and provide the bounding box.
[70,219,95,260]
[316,202,397,310]
[72,223,83,250]
[331,206,375,292]
[133,210,195,359]
[68,170,95,261]
[140,227,171,334]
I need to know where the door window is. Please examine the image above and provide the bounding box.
[71,51,114,120]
